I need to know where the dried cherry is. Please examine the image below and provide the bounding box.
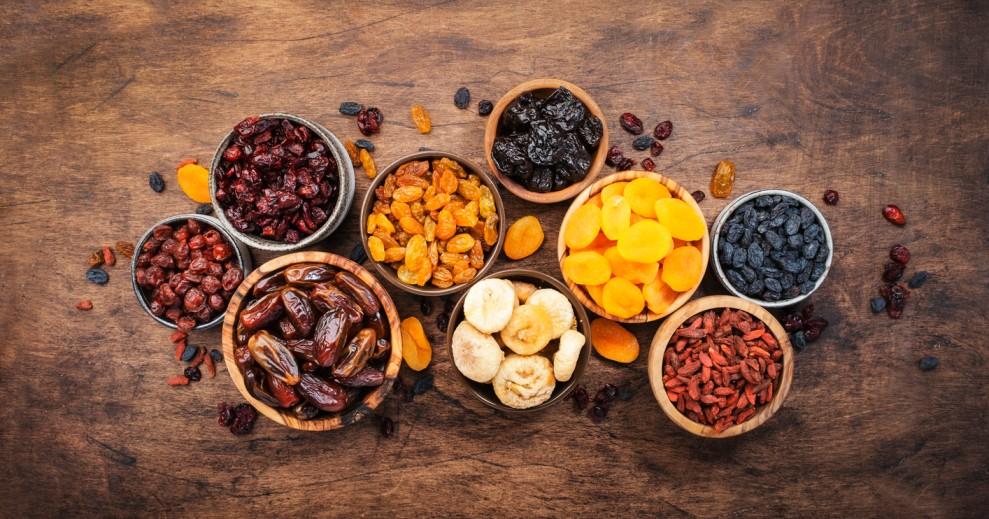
[619,112,643,134]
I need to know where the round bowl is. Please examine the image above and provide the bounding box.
[221,251,402,431]
[647,295,794,438]
[557,171,710,323]
[131,213,253,331]
[208,112,356,252]
[359,150,507,297]
[711,189,833,308]
[483,78,608,204]
[445,268,592,413]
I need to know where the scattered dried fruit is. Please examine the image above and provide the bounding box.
[454,87,471,109]
[355,139,375,151]
[86,267,109,285]
[882,204,906,225]
[184,366,202,382]
[149,172,165,193]
[101,246,115,267]
[356,107,383,136]
[410,104,431,134]
[918,356,939,371]
[641,158,655,171]
[823,190,839,205]
[339,101,363,116]
[504,216,544,260]
[478,100,493,116]
[115,241,135,259]
[650,140,664,157]
[653,120,673,140]
[590,318,639,363]
[710,160,735,198]
[76,300,93,310]
[908,271,929,288]
[691,190,705,203]
[882,261,905,282]
[619,112,643,135]
[359,148,377,179]
[196,204,214,215]
[343,139,359,163]
[177,163,211,204]
[401,317,431,371]
[889,244,911,264]
[167,374,189,386]
[87,250,103,268]
[870,297,886,313]
[380,416,395,437]
[632,135,654,151]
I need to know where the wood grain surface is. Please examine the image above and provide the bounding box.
[1,1,988,517]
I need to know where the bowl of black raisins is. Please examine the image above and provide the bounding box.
[711,190,833,307]
[484,79,608,204]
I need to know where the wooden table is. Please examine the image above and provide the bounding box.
[2,1,987,517]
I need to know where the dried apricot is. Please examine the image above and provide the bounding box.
[367,236,386,262]
[661,246,703,291]
[359,148,377,179]
[176,163,211,204]
[564,204,602,250]
[562,251,611,285]
[447,233,476,253]
[410,104,431,134]
[601,182,628,203]
[600,195,631,240]
[604,247,658,284]
[590,318,639,363]
[654,198,705,241]
[572,231,615,255]
[584,283,607,309]
[504,216,544,260]
[401,317,432,371]
[617,220,672,263]
[602,277,646,318]
[586,193,603,208]
[405,235,428,271]
[643,272,679,315]
[623,177,670,218]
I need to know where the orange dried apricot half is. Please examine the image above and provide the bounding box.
[600,195,631,240]
[564,204,602,250]
[617,220,672,263]
[562,251,611,286]
[504,216,544,260]
[602,277,646,319]
[604,247,658,285]
[401,317,432,371]
[584,283,607,309]
[643,271,679,315]
[654,198,706,241]
[661,245,704,291]
[177,163,211,204]
[601,182,628,203]
[623,177,670,218]
[590,318,639,363]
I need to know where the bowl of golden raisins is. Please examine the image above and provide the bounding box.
[359,151,507,296]
[556,171,710,323]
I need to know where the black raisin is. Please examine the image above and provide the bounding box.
[918,356,939,371]
[181,344,197,362]
[210,349,223,362]
[419,297,432,316]
[86,267,109,285]
[791,331,807,350]
[908,271,929,288]
[355,139,375,152]
[339,101,363,116]
[349,243,368,264]
[412,375,434,395]
[454,87,470,109]
[632,135,654,151]
[588,404,608,422]
[184,366,202,382]
[149,172,165,193]
[870,297,886,313]
[691,190,705,202]
[195,204,213,215]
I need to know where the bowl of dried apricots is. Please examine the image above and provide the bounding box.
[359,150,506,297]
[556,171,710,323]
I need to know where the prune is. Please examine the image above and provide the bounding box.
[478,100,493,116]
[86,267,109,285]
[632,136,654,151]
[526,120,563,165]
[356,107,382,136]
[619,112,643,134]
[525,167,554,192]
[541,87,586,131]
[908,271,929,288]
[501,92,539,131]
[339,101,363,116]
[492,136,532,180]
[149,172,165,192]
[454,87,470,109]
[297,374,348,412]
[653,120,673,140]
[918,356,939,371]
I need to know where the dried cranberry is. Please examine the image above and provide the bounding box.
[782,314,804,332]
[617,158,635,171]
[176,315,197,332]
[882,204,906,225]
[889,244,911,264]
[882,261,905,282]
[803,317,828,343]
[641,158,656,171]
[183,288,206,312]
[605,145,624,167]
[691,190,705,203]
[650,140,664,157]
[881,283,909,319]
[218,402,235,426]
[229,403,257,435]
[212,243,233,262]
[823,190,839,205]
[801,303,815,320]
[619,112,643,134]
[588,404,608,422]
[568,385,589,412]
[222,267,244,291]
[356,107,382,136]
[653,120,673,140]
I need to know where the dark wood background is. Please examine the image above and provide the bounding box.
[2,1,987,517]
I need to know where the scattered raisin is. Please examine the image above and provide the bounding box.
[210,349,222,363]
[588,404,608,422]
[355,139,375,152]
[380,416,395,438]
[632,135,654,151]
[870,297,886,313]
[617,157,634,171]
[653,120,673,140]
[782,314,804,332]
[339,101,363,116]
[605,145,624,167]
[229,403,257,435]
[356,107,382,136]
[115,241,135,259]
[823,190,839,205]
[86,268,109,285]
[184,366,202,382]
[918,356,939,371]
[196,204,214,215]
[791,330,807,350]
[650,140,664,157]
[87,250,103,268]
[453,87,470,109]
[218,402,235,426]
[419,297,433,316]
[568,385,589,411]
[76,300,93,310]
[436,312,450,332]
[803,318,828,343]
[149,172,165,193]
[882,204,906,225]
[180,343,197,362]
[889,244,911,264]
[882,261,905,282]
[478,100,493,116]
[908,271,929,289]
[640,158,655,171]
[691,190,705,203]
[619,112,643,134]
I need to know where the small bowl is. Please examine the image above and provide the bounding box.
[483,78,608,204]
[557,171,711,323]
[131,214,253,331]
[221,251,402,431]
[445,269,592,413]
[647,295,794,438]
[208,113,356,252]
[711,189,833,308]
[359,150,507,297]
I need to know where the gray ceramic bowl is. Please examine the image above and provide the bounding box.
[711,189,833,308]
[208,113,355,252]
[131,214,253,331]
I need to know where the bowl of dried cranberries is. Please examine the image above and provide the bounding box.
[484,79,608,204]
[209,113,356,252]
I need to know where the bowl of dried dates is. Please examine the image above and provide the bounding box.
[222,252,402,431]
[647,295,794,438]
[132,214,252,331]
[484,78,608,204]
[209,113,355,252]
[445,269,591,413]
[557,171,710,323]
[711,189,833,307]
[359,150,506,296]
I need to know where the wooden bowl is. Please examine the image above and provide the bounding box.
[445,269,592,413]
[483,78,608,204]
[221,251,402,431]
[647,295,794,438]
[556,171,711,323]
[359,150,507,297]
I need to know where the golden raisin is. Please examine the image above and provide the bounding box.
[424,192,450,211]
[453,201,479,227]
[393,186,424,203]
[359,148,377,179]
[410,104,431,134]
[435,209,456,240]
[710,160,735,198]
[367,236,386,262]
[405,235,428,271]
[432,267,454,288]
[469,240,484,269]
[391,201,412,219]
[458,180,481,201]
[446,233,475,253]
[384,247,406,263]
[343,139,359,164]
[478,186,496,219]
[483,215,499,246]
[399,215,425,235]
[504,216,544,260]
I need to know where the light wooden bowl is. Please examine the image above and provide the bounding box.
[359,150,507,297]
[483,78,608,204]
[221,251,402,431]
[444,269,592,413]
[647,295,794,438]
[556,171,710,323]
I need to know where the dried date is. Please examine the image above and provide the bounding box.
[298,374,349,412]
[247,330,301,385]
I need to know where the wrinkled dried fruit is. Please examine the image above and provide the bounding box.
[478,100,493,116]
[641,158,655,171]
[454,87,470,109]
[410,104,431,134]
[76,299,93,310]
[356,107,383,136]
[653,120,673,140]
[115,241,135,258]
[882,204,906,225]
[882,261,905,282]
[590,318,639,363]
[339,101,363,116]
[661,246,704,291]
[823,190,839,205]
[908,271,929,288]
[504,216,543,260]
[619,112,643,134]
[632,135,654,151]
[344,139,359,163]
[177,163,211,204]
[359,148,377,179]
[563,251,612,286]
[691,190,705,203]
[149,172,165,192]
[710,160,735,198]
[102,246,116,266]
[401,317,431,371]
[650,140,664,157]
[889,244,910,264]
[602,277,645,318]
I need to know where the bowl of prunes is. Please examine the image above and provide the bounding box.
[222,252,402,431]
[484,79,608,204]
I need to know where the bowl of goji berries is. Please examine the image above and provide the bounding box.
[647,295,794,438]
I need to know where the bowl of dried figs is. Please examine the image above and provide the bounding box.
[484,78,608,204]
[647,295,794,438]
[359,150,506,296]
[209,113,356,252]
[557,171,710,323]
[132,214,252,332]
[222,252,402,431]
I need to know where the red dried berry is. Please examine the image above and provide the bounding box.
[650,140,664,157]
[882,261,905,282]
[641,158,656,171]
[356,107,382,136]
[823,190,839,205]
[882,204,906,225]
[617,157,635,171]
[801,303,815,320]
[229,403,258,435]
[619,112,643,135]
[889,244,910,264]
[782,314,803,332]
[691,190,706,203]
[75,300,93,311]
[167,374,190,386]
[880,283,910,319]
[605,145,624,167]
[653,120,673,140]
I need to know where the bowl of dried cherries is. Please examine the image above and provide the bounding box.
[209,113,356,252]
[222,252,402,431]
[132,214,252,331]
[484,78,608,204]
[647,295,794,438]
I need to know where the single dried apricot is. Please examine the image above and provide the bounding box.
[604,247,658,284]
[562,251,611,285]
[176,163,211,203]
[401,317,432,371]
[617,220,672,263]
[404,235,428,271]
[435,209,456,240]
[601,182,628,203]
[447,233,475,253]
[602,277,646,318]
[367,236,386,262]
[643,272,679,315]
[504,216,544,260]
[654,198,705,241]
[590,318,639,363]
[661,246,704,291]
[623,177,671,218]
[410,104,431,134]
[584,283,607,309]
[359,148,377,179]
[600,195,631,240]
[565,204,602,250]
[393,186,424,203]
[572,231,615,255]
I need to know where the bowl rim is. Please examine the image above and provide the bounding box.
[130,213,253,331]
[221,251,403,431]
[358,149,507,297]
[444,268,592,413]
[556,170,711,323]
[647,295,794,438]
[710,189,834,308]
[208,112,356,252]
[482,78,609,204]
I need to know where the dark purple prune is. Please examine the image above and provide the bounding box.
[454,86,470,109]
[500,92,540,132]
[632,135,654,151]
[619,112,643,134]
[339,101,362,116]
[477,100,493,116]
[525,119,563,165]
[555,133,591,182]
[577,115,603,150]
[492,136,532,180]
[653,120,673,140]
[149,172,165,192]
[540,86,586,132]
[525,167,555,193]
